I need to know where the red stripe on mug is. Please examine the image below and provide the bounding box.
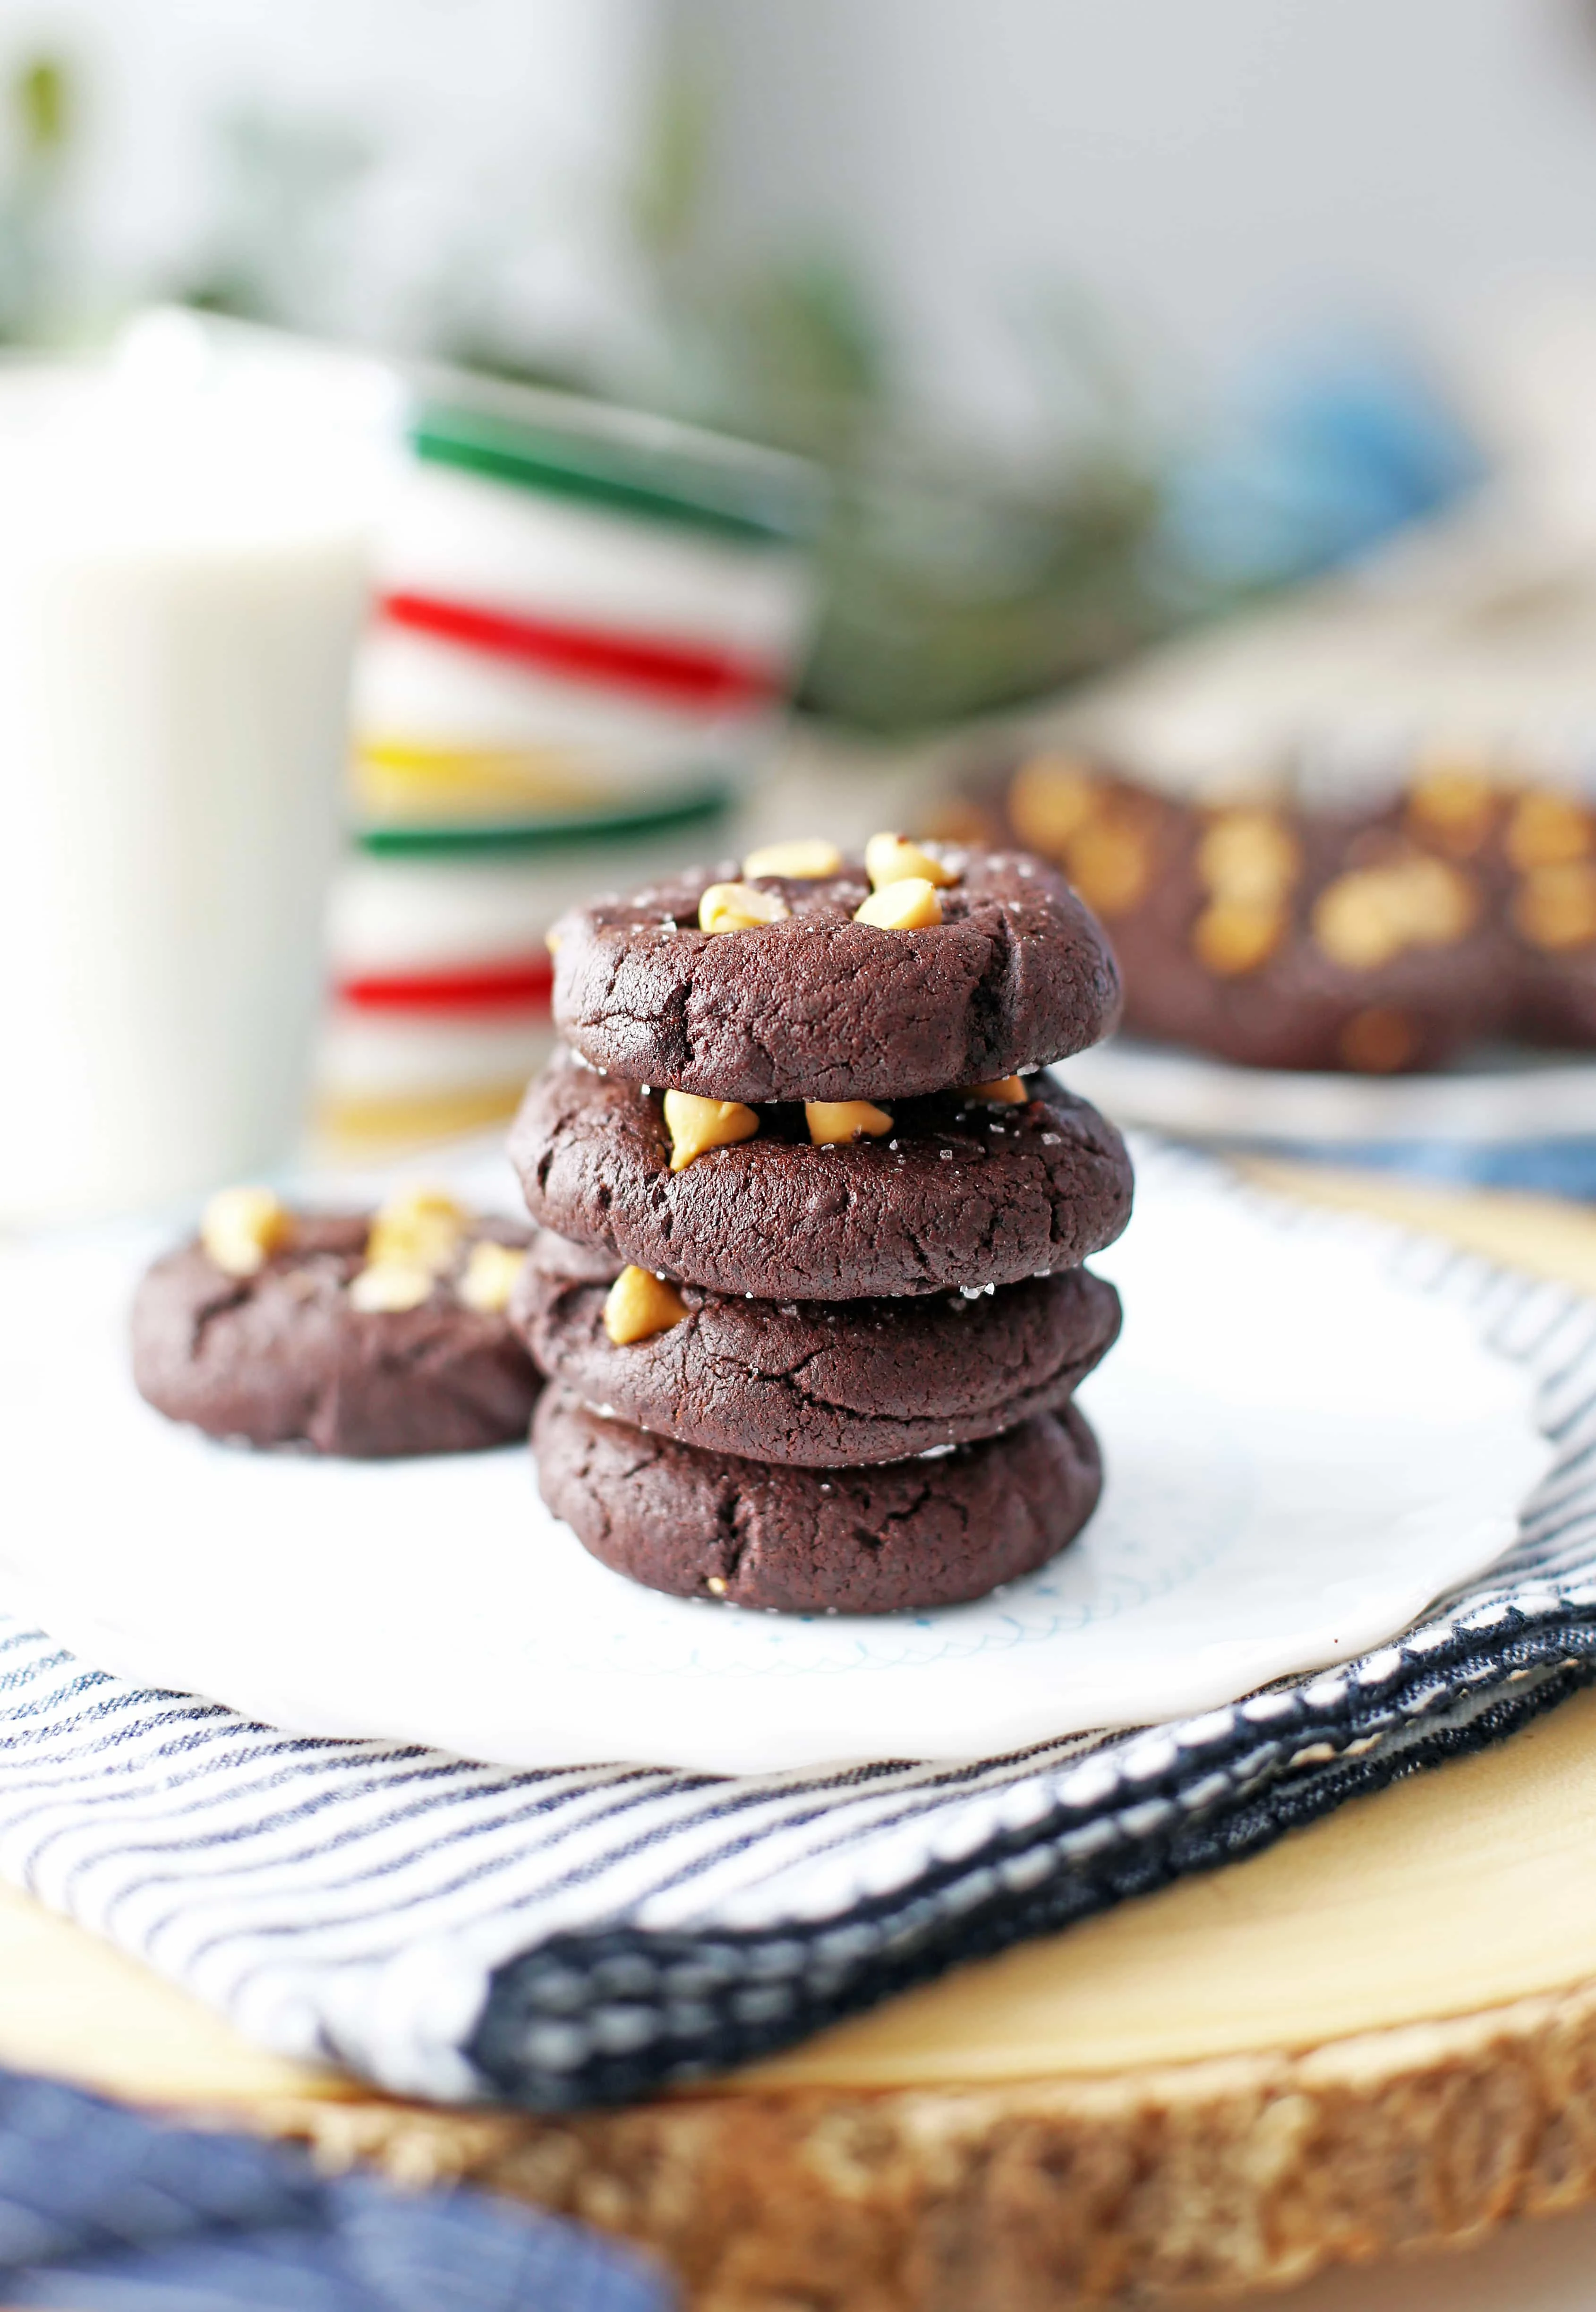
[380,592,784,709]
[338,955,555,1013]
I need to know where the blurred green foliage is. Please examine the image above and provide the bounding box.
[180,108,373,335]
[0,52,75,342]
[17,57,69,155]
[0,41,1177,733]
[622,56,1171,732]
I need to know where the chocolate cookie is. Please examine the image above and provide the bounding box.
[993,754,1596,1072]
[510,1053,1134,1300]
[533,1385,1103,1613]
[1490,787,1596,1047]
[998,759,1515,1072]
[516,1231,1121,1466]
[132,1211,539,1457]
[1109,821,1512,1075]
[548,844,1122,1103]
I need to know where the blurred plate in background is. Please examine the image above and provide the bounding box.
[1064,1038,1596,1195]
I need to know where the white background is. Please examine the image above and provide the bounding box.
[9,0,1596,435]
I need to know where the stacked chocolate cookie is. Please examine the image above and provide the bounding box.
[509,834,1134,1614]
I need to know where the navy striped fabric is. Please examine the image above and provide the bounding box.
[0,2067,666,2308]
[2,1178,1594,2111]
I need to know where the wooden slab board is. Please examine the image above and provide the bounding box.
[7,1164,1596,2311]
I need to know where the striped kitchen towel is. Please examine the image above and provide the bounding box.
[1,1208,1594,2113]
[0,2065,666,2309]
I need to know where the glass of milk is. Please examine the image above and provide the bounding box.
[0,341,376,1222]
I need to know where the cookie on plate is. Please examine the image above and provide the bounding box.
[510,1052,1133,1301]
[548,836,1122,1103]
[516,1230,1121,1466]
[997,752,1596,1072]
[1489,783,1596,1047]
[533,1383,1103,1613]
[132,1186,538,1458]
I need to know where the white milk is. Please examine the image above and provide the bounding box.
[0,363,373,1221]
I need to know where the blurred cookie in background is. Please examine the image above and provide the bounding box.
[977,746,1596,1075]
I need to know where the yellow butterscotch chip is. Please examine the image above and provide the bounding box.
[1338,1007,1419,1074]
[698,881,792,935]
[805,1100,894,1145]
[1062,819,1152,916]
[367,1187,468,1274]
[603,1265,689,1345]
[1312,857,1478,970]
[545,926,563,956]
[199,1185,292,1278]
[1192,899,1286,977]
[456,1239,526,1316]
[864,832,958,890]
[1312,872,1405,971]
[1512,861,1596,952]
[1506,790,1595,873]
[1388,856,1479,945]
[1406,766,1496,857]
[1008,754,1099,855]
[663,1088,760,1171]
[965,1076,1029,1105]
[1195,810,1300,904]
[349,1261,434,1314]
[854,878,943,930]
[742,838,843,880]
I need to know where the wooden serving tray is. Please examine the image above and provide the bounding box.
[5,1165,1596,2311]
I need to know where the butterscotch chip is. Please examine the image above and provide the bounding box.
[1386,856,1479,946]
[964,1076,1030,1105]
[1008,754,1099,854]
[1506,790,1595,872]
[1312,872,1405,971]
[1406,765,1497,857]
[546,926,563,955]
[863,832,959,890]
[1195,810,1300,904]
[456,1239,526,1316]
[698,881,791,935]
[1512,861,1596,952]
[663,1088,760,1171]
[854,877,944,929]
[199,1185,292,1279]
[367,1187,468,1274]
[805,1100,894,1145]
[1192,899,1286,976]
[603,1265,689,1345]
[742,838,843,880]
[1338,1007,1419,1073]
[1063,818,1152,916]
[1311,857,1477,970]
[349,1261,434,1313]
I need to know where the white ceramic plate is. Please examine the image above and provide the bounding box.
[1063,1038,1596,1150]
[1,1150,1551,1774]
